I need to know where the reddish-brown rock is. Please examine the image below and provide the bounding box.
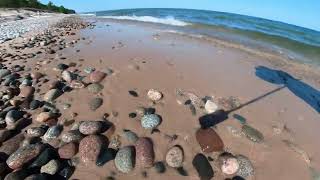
[31,72,43,80]
[79,135,105,164]
[58,142,78,159]
[135,137,154,168]
[6,144,43,169]
[196,128,224,153]
[19,86,35,98]
[89,71,106,83]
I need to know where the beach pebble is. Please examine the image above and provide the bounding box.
[89,70,106,83]
[61,130,83,143]
[129,90,138,97]
[218,153,239,175]
[58,143,78,159]
[192,153,214,179]
[154,161,166,173]
[5,110,23,126]
[62,70,74,83]
[205,100,218,113]
[19,86,35,98]
[196,128,224,153]
[0,134,24,156]
[114,146,135,173]
[0,69,11,78]
[96,148,116,166]
[43,89,61,102]
[43,125,62,142]
[29,100,41,110]
[123,129,139,143]
[4,169,28,180]
[141,114,161,129]
[40,159,60,175]
[165,146,184,168]
[36,112,55,122]
[29,148,58,168]
[147,89,162,101]
[89,97,103,111]
[26,126,46,137]
[135,137,154,168]
[242,124,264,143]
[79,121,103,135]
[236,155,254,178]
[84,67,95,74]
[6,144,43,169]
[56,63,69,71]
[79,135,105,164]
[70,80,85,89]
[87,83,104,93]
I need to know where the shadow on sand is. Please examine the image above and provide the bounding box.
[199,66,320,128]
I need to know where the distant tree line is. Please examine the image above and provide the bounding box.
[0,0,75,14]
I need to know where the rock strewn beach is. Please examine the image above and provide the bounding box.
[0,13,319,180]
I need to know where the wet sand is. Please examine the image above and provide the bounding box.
[1,17,320,180]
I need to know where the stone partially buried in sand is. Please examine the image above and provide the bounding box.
[79,135,105,164]
[36,112,55,122]
[19,86,35,98]
[165,145,184,168]
[43,89,62,102]
[147,89,163,101]
[87,83,104,93]
[89,70,106,83]
[192,153,214,179]
[135,137,154,168]
[141,114,161,129]
[89,97,103,111]
[242,124,264,143]
[218,153,240,175]
[205,100,218,113]
[236,155,254,178]
[196,128,224,153]
[6,144,44,169]
[114,146,135,173]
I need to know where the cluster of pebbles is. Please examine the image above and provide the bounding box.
[0,16,263,180]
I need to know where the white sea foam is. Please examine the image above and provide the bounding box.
[100,15,190,26]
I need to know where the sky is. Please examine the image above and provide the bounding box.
[39,0,320,31]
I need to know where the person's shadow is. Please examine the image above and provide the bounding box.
[199,66,320,128]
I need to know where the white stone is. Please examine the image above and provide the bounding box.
[205,100,218,113]
[147,89,162,101]
[221,157,239,175]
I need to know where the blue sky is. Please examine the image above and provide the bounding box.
[39,0,320,31]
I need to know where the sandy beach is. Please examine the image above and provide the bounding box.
[0,15,319,180]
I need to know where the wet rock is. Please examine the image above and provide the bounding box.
[147,89,162,101]
[40,159,60,175]
[61,130,83,143]
[79,135,105,164]
[96,148,116,166]
[43,89,61,102]
[30,148,58,168]
[58,142,78,159]
[123,129,139,143]
[29,100,41,110]
[205,100,218,113]
[114,146,135,173]
[165,146,184,168]
[4,168,28,180]
[79,121,102,135]
[6,143,43,169]
[236,155,254,178]
[196,128,224,153]
[58,166,75,179]
[62,70,74,83]
[89,71,106,83]
[87,83,104,93]
[154,161,166,173]
[135,137,154,168]
[36,112,55,123]
[26,126,46,137]
[19,86,35,98]
[141,114,160,129]
[242,124,264,143]
[218,153,239,175]
[0,129,11,143]
[43,125,62,141]
[5,110,23,126]
[89,97,103,111]
[0,69,11,79]
[192,153,214,179]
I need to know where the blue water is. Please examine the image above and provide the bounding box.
[87,8,320,65]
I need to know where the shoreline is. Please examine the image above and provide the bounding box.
[0,16,319,180]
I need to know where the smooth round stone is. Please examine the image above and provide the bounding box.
[123,129,139,144]
[43,125,63,142]
[154,161,166,173]
[79,135,105,164]
[0,69,11,78]
[6,144,44,169]
[242,124,264,143]
[5,110,23,125]
[141,114,160,129]
[61,130,83,143]
[61,70,74,83]
[40,159,60,175]
[26,126,46,137]
[114,146,135,173]
[19,86,35,98]
[79,121,103,135]
[147,89,163,101]
[87,83,104,93]
[29,100,41,110]
[165,146,184,168]
[221,157,239,175]
[236,155,254,178]
[89,71,106,83]
[192,153,214,179]
[31,72,43,80]
[58,143,78,159]
[89,98,103,111]
[205,100,218,113]
[196,128,224,153]
[29,148,58,168]
[135,137,154,168]
[4,169,28,180]
[36,112,55,123]
[0,129,11,143]
[43,89,61,102]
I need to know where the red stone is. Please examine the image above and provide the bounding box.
[135,137,154,168]
[196,128,224,153]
